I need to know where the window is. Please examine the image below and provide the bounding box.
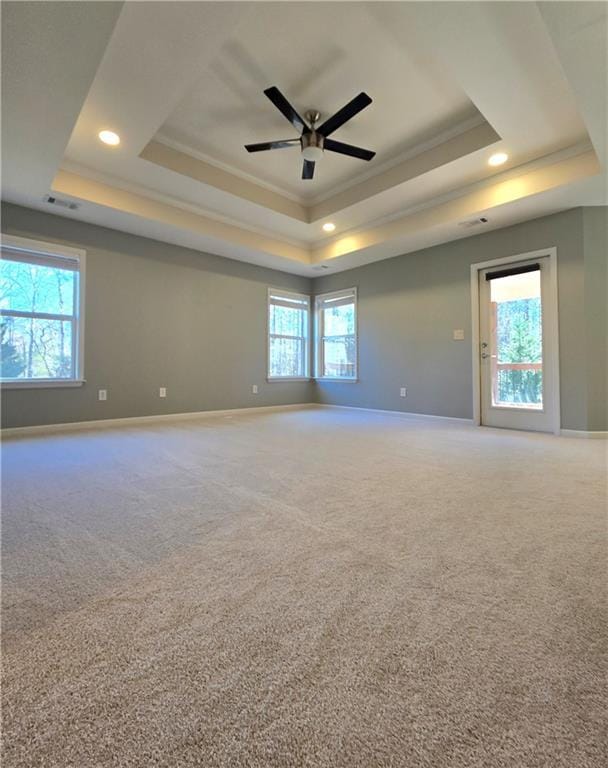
[315,288,357,380]
[267,289,310,379]
[1,235,85,387]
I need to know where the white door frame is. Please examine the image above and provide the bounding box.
[470,248,560,435]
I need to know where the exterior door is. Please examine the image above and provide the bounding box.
[479,256,555,432]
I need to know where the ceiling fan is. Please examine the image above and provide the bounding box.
[245,86,375,180]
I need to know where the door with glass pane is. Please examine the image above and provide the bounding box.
[479,257,555,432]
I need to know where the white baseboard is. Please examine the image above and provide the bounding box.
[319,405,607,437]
[4,402,603,439]
[316,403,474,424]
[0,403,316,439]
[560,429,608,439]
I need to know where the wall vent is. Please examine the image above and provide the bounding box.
[458,216,488,229]
[44,195,78,211]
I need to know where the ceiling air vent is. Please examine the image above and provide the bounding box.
[458,216,488,229]
[312,265,329,271]
[44,195,78,211]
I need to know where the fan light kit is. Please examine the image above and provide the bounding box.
[99,130,120,146]
[245,86,375,179]
[322,222,336,233]
[488,152,508,166]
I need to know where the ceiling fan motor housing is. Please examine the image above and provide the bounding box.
[301,131,324,162]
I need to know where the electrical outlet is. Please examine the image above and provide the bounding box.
[453,329,465,340]
[159,387,167,398]
[400,387,407,398]
[98,389,107,401]
[252,385,258,394]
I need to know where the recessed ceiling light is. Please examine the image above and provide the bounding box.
[322,222,336,233]
[488,152,508,167]
[98,130,120,146]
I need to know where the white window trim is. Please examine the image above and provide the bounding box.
[1,234,86,389]
[315,287,358,381]
[267,287,311,381]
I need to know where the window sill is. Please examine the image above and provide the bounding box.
[315,377,359,383]
[267,377,311,383]
[1,379,85,390]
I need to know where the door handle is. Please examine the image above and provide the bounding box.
[481,352,491,359]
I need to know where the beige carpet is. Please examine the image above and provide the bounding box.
[2,406,606,767]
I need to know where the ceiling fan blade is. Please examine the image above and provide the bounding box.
[264,86,309,133]
[324,138,375,161]
[317,92,372,137]
[245,139,300,153]
[302,160,315,179]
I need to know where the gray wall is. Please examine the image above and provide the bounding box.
[583,206,608,431]
[314,208,607,431]
[2,204,606,431]
[1,203,313,428]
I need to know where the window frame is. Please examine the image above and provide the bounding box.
[314,287,358,382]
[1,234,86,389]
[267,287,311,382]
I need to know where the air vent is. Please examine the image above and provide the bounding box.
[312,264,329,271]
[458,216,489,229]
[44,195,78,211]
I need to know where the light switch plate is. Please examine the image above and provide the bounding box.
[98,389,107,401]
[252,385,258,394]
[159,387,167,398]
[453,329,465,340]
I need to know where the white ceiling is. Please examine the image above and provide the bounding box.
[1,0,122,196]
[1,1,606,277]
[160,1,480,199]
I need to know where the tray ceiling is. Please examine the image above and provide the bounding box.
[158,1,481,200]
[1,1,606,276]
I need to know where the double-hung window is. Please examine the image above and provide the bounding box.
[267,289,310,379]
[315,288,357,380]
[1,235,85,387]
